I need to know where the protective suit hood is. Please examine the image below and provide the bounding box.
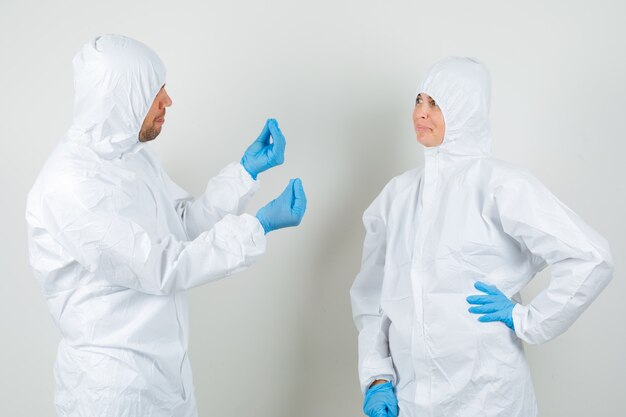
[66,34,166,159]
[417,56,492,157]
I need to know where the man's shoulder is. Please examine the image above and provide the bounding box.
[28,148,131,217]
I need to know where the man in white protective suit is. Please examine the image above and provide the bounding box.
[26,34,307,417]
[350,56,613,417]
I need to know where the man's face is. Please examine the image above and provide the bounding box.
[139,86,172,142]
[413,92,445,147]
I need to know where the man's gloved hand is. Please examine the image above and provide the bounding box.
[363,381,399,417]
[467,281,516,330]
[241,118,286,180]
[256,178,307,234]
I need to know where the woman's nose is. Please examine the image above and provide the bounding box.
[415,104,428,118]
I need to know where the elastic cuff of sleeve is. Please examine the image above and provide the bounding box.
[362,373,395,395]
[511,303,528,342]
[238,213,266,246]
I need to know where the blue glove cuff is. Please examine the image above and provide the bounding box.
[240,157,258,181]
[365,381,393,399]
[255,213,270,234]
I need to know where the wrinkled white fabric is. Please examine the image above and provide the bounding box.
[351,57,613,417]
[26,35,266,417]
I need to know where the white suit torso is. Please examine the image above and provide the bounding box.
[27,142,264,417]
[380,156,539,416]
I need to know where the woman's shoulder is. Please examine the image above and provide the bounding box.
[384,166,424,192]
[363,167,424,220]
[481,157,549,196]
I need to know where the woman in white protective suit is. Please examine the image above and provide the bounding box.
[350,56,613,417]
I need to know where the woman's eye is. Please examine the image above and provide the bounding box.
[430,101,437,107]
[416,97,422,104]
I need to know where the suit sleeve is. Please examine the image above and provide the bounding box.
[40,177,266,296]
[350,185,397,394]
[162,162,259,240]
[493,172,614,344]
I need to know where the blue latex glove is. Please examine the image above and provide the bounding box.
[363,381,399,417]
[241,118,286,180]
[466,281,516,330]
[256,178,307,234]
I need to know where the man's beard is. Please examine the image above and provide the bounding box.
[139,124,162,142]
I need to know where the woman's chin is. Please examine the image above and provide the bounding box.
[416,133,444,148]
[416,134,431,147]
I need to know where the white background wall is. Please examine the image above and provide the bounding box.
[1,0,624,416]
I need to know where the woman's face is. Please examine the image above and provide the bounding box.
[413,92,445,147]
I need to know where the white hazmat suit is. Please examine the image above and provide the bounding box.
[26,35,266,416]
[350,57,613,417]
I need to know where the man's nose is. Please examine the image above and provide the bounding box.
[159,96,172,110]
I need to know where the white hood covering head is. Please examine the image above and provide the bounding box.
[417,56,492,157]
[67,34,166,159]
